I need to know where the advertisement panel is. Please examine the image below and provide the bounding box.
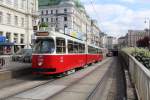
[0,36,6,43]
[65,28,85,40]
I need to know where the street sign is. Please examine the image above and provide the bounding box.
[0,36,6,43]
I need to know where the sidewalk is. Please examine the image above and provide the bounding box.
[0,56,32,80]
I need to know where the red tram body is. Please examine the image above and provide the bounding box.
[32,31,103,75]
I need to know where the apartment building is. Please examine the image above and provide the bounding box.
[0,0,38,54]
[39,0,102,46]
[126,30,149,47]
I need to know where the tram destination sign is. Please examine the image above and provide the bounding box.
[36,32,49,36]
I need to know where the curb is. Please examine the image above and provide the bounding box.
[124,70,137,100]
[0,66,32,80]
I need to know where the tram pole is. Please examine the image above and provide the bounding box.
[85,23,88,65]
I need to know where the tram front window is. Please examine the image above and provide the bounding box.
[34,39,55,53]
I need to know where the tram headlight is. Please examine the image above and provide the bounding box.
[38,62,43,66]
[38,55,44,66]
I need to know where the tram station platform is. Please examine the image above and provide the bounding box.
[0,56,31,80]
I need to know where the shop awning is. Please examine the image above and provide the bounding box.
[0,42,14,46]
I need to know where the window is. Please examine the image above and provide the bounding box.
[0,12,2,23]
[51,10,53,14]
[79,43,85,53]
[34,38,55,54]
[51,18,53,22]
[56,38,66,54]
[14,16,18,25]
[68,40,84,54]
[56,18,58,21]
[68,40,73,53]
[56,10,58,14]
[20,34,24,43]
[6,32,11,42]
[21,0,25,9]
[7,13,11,24]
[41,18,44,22]
[64,17,67,21]
[41,10,44,15]
[46,18,48,22]
[21,18,24,27]
[0,31,3,36]
[6,0,12,4]
[64,8,67,13]
[46,10,48,15]
[14,33,18,43]
[73,42,79,53]
[14,0,18,7]
[88,46,97,54]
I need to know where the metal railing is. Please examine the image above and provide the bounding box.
[0,56,11,69]
[121,52,150,100]
[0,55,31,70]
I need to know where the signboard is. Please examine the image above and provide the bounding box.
[0,36,6,43]
[36,32,49,36]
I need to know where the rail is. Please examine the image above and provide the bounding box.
[0,56,11,69]
[120,52,150,100]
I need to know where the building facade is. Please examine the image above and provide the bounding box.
[126,30,149,47]
[0,0,38,54]
[39,0,102,46]
[101,33,108,48]
[118,36,126,49]
[106,36,118,49]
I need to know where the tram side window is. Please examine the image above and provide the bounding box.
[56,38,66,54]
[79,43,85,53]
[98,49,102,54]
[88,46,97,54]
[68,40,73,53]
[73,42,79,53]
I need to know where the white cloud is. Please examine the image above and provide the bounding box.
[84,4,150,37]
[121,0,136,3]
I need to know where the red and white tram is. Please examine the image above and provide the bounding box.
[32,31,103,75]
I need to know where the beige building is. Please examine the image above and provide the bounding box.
[118,36,126,49]
[39,0,102,47]
[126,30,149,47]
[106,36,118,49]
[0,0,38,54]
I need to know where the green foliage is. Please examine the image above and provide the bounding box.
[122,47,150,69]
[39,22,48,28]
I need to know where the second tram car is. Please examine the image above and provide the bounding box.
[32,31,103,75]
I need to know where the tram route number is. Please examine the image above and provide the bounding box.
[0,58,5,68]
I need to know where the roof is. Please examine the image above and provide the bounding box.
[38,0,85,9]
[39,0,61,6]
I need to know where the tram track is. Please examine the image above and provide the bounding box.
[0,75,56,99]
[2,58,111,100]
[87,60,115,100]
[47,58,113,100]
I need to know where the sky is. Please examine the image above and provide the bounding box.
[81,0,150,38]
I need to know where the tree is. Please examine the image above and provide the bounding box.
[137,36,150,47]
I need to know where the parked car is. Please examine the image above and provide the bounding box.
[22,49,32,63]
[12,49,32,62]
[106,51,113,57]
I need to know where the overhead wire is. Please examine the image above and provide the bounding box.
[88,0,102,29]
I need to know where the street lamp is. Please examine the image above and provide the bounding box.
[144,18,150,50]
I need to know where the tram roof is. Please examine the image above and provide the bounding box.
[36,30,85,44]
[35,30,101,48]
